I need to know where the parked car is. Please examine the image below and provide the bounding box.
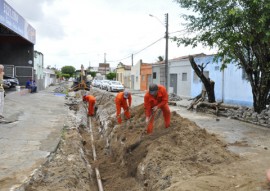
[107,81,124,92]
[3,75,19,88]
[100,80,110,90]
[92,80,102,88]
[3,79,12,89]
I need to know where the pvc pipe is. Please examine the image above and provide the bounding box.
[89,116,104,191]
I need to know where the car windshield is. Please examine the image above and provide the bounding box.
[111,81,121,85]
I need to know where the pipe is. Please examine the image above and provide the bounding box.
[89,117,104,191]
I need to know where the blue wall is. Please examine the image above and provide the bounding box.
[191,55,253,106]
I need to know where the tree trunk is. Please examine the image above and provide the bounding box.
[245,64,270,113]
[189,56,216,103]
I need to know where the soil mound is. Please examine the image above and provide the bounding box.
[95,103,239,191]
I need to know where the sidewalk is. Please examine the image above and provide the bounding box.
[0,86,67,190]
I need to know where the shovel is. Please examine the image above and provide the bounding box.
[143,108,161,134]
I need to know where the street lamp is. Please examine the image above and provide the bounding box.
[149,13,169,92]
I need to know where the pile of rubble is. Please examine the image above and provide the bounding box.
[169,93,182,101]
[220,106,270,127]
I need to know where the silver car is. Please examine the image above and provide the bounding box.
[107,81,124,92]
[3,79,12,89]
[3,75,19,88]
[100,80,110,90]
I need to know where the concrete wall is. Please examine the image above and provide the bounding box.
[34,51,44,90]
[140,64,152,91]
[43,69,56,88]
[169,59,192,98]
[152,65,160,85]
[224,63,253,106]
[130,60,141,90]
[116,67,125,84]
[123,70,131,88]
[192,55,253,106]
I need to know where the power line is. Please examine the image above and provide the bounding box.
[106,30,186,63]
[169,29,187,35]
[107,36,164,63]
[133,37,163,55]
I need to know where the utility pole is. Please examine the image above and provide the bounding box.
[131,54,133,66]
[165,13,169,92]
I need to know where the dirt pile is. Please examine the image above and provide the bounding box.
[21,89,270,191]
[93,102,239,191]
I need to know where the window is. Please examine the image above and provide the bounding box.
[142,75,145,81]
[182,73,187,81]
[136,76,138,82]
[153,72,157,79]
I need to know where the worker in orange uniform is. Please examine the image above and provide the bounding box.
[83,94,96,116]
[144,84,170,134]
[115,90,132,124]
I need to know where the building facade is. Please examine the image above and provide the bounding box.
[0,0,36,86]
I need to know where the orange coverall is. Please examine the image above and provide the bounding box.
[144,85,170,134]
[83,95,96,116]
[115,92,132,124]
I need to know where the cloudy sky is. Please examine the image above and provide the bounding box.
[6,0,215,69]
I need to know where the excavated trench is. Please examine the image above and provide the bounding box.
[22,88,262,191]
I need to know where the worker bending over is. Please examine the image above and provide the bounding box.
[83,94,96,116]
[115,90,132,124]
[144,83,170,134]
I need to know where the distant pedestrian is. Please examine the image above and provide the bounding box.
[144,83,170,134]
[115,90,132,124]
[26,78,37,93]
[83,94,96,116]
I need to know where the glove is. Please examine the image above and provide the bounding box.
[152,106,158,112]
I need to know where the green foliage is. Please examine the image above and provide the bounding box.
[174,0,270,112]
[62,73,70,80]
[106,72,116,80]
[55,70,62,79]
[61,66,76,77]
[88,71,97,78]
[157,56,164,62]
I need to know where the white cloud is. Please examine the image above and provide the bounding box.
[5,0,216,69]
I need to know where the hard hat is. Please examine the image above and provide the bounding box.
[149,84,158,95]
[124,90,129,98]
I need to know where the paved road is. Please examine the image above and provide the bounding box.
[0,85,67,191]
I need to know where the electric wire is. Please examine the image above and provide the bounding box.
[107,29,188,63]
[107,36,164,63]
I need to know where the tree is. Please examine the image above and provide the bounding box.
[62,73,70,80]
[189,56,215,103]
[157,56,164,62]
[61,66,76,78]
[106,72,116,80]
[55,70,62,79]
[88,71,97,78]
[174,0,270,113]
